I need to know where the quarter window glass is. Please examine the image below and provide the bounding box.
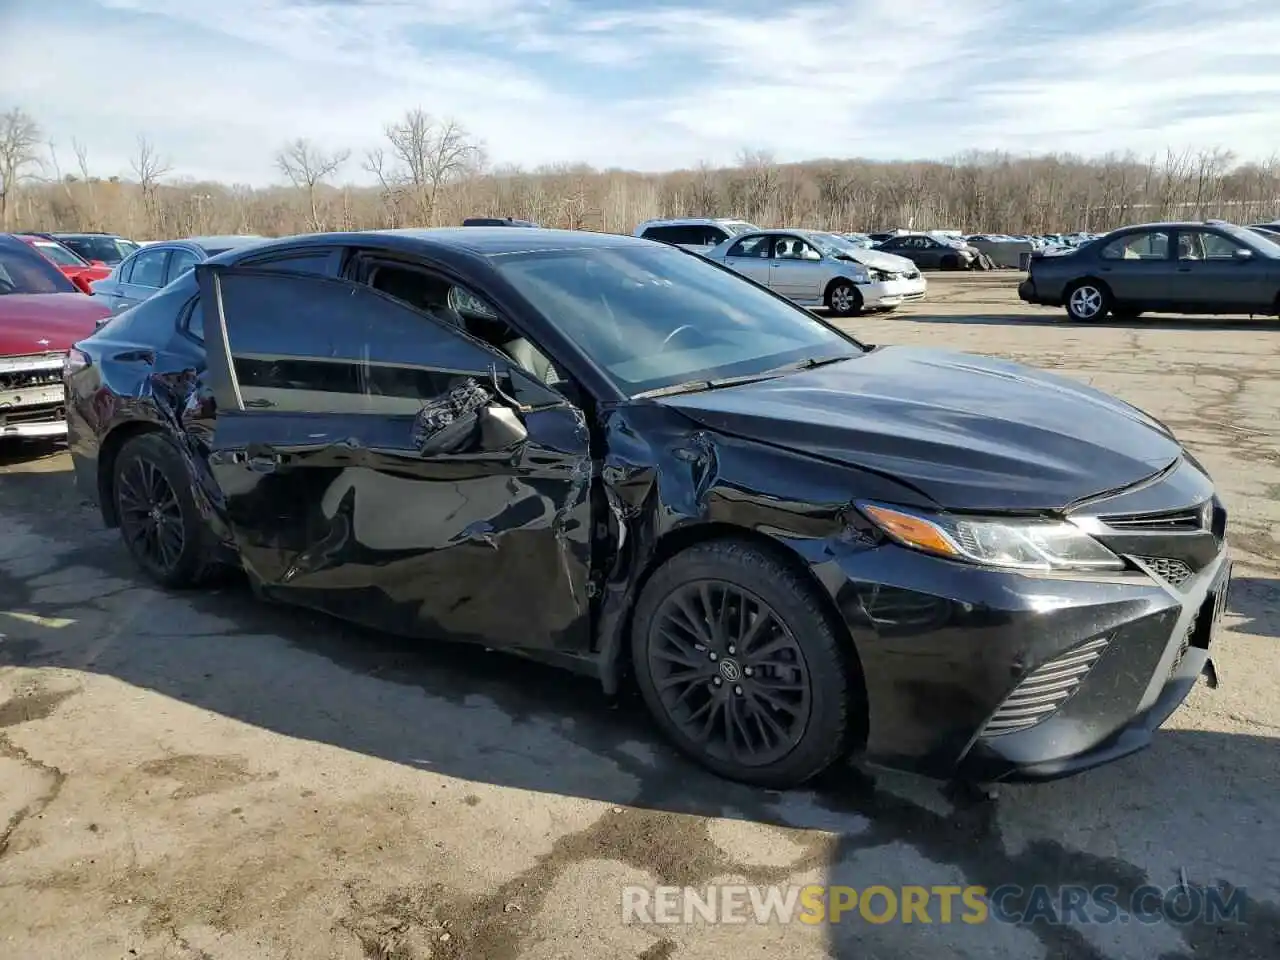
[129,249,169,287]
[241,250,336,276]
[167,249,201,282]
[1100,232,1169,260]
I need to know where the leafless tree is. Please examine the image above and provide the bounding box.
[0,107,43,229]
[276,138,349,230]
[131,135,172,233]
[5,106,1279,241]
[365,108,484,226]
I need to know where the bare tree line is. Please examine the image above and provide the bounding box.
[2,105,1278,241]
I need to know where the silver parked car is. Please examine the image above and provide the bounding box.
[704,229,927,316]
[90,236,265,316]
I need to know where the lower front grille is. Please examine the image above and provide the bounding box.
[1137,556,1193,588]
[980,637,1110,737]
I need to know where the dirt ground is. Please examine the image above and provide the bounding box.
[1,273,1278,960]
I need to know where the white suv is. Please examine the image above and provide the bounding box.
[634,218,759,251]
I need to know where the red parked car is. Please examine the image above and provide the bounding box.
[0,234,111,440]
[15,233,113,294]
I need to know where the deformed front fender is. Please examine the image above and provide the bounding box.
[591,403,929,694]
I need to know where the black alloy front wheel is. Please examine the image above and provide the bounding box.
[631,540,858,787]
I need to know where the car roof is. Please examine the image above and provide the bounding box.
[219,227,654,261]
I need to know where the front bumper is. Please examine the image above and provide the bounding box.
[861,277,927,309]
[0,418,67,439]
[811,533,1230,782]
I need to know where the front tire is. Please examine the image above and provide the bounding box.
[826,281,863,317]
[113,432,217,588]
[630,540,857,787]
[1065,280,1112,321]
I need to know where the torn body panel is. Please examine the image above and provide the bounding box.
[590,403,928,695]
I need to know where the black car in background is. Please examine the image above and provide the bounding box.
[64,228,1230,787]
[50,232,140,265]
[1020,220,1280,321]
[874,233,980,270]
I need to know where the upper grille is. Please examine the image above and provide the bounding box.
[1099,506,1205,532]
[979,637,1110,737]
[0,354,64,393]
[1137,556,1193,588]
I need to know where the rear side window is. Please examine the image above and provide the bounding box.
[239,249,340,277]
[1100,231,1169,260]
[210,272,508,415]
[128,249,170,287]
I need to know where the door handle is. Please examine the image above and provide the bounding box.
[1177,267,1192,273]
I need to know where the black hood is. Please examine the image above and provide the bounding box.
[659,345,1180,512]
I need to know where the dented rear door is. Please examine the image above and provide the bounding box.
[195,264,594,652]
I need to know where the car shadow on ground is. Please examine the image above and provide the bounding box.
[890,312,1280,332]
[1227,576,1280,639]
[2,466,1279,958]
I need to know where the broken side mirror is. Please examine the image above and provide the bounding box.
[478,404,528,449]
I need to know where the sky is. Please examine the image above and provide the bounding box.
[2,0,1279,187]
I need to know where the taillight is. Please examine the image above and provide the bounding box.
[63,348,91,378]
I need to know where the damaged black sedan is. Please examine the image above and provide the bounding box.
[65,228,1231,788]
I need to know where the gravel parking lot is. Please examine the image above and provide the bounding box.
[1,273,1277,960]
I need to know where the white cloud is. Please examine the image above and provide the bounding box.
[1,0,1277,187]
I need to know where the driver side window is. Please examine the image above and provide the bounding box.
[357,258,564,389]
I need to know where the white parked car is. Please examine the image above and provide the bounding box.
[704,228,926,316]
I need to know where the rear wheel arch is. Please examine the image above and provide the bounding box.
[98,420,165,527]
[610,522,869,744]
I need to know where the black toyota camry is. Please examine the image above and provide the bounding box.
[63,228,1231,788]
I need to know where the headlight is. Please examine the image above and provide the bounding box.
[858,503,1124,572]
[850,268,870,283]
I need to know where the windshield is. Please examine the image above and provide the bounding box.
[0,244,78,294]
[1227,222,1280,257]
[29,239,88,267]
[58,236,131,264]
[808,233,866,257]
[492,244,863,397]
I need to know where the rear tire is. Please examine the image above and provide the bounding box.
[826,281,863,317]
[1064,280,1112,321]
[113,432,218,588]
[630,540,857,788]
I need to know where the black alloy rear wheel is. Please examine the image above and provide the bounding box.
[631,540,857,787]
[113,432,217,588]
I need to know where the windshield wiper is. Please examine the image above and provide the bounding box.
[633,356,852,400]
[634,370,784,399]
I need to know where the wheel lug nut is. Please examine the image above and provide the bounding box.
[744,667,753,677]
[713,677,722,686]
[727,645,736,655]
[734,685,743,695]
[709,652,717,661]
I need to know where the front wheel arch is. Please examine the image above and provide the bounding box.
[607,522,868,744]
